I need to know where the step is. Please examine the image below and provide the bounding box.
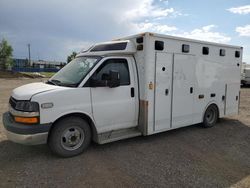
[97,127,142,144]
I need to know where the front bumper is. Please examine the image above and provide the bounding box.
[2,112,52,145]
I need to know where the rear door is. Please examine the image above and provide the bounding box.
[172,54,195,128]
[225,83,240,115]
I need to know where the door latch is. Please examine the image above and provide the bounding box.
[190,87,193,94]
[131,87,135,98]
[165,89,169,96]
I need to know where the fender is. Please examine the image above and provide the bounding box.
[50,110,99,142]
[55,110,95,124]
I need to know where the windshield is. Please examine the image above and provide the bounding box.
[48,56,101,87]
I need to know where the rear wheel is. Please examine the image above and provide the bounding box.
[202,104,219,128]
[48,116,91,157]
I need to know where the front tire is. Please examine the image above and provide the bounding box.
[48,116,91,157]
[202,104,219,128]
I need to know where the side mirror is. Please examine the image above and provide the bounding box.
[107,70,120,88]
[101,73,109,80]
[90,76,107,87]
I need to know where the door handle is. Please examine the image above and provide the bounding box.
[199,94,204,99]
[222,95,225,101]
[190,87,193,94]
[165,89,169,96]
[131,87,135,98]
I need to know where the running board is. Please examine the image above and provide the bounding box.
[97,127,142,144]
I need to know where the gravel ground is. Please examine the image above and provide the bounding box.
[0,78,250,188]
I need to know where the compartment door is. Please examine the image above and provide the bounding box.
[225,83,240,115]
[154,52,173,131]
[172,54,195,128]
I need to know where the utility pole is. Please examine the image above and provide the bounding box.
[28,43,31,66]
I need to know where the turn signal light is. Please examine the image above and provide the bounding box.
[14,116,38,124]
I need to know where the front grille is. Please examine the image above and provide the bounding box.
[9,97,17,109]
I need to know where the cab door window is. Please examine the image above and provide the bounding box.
[93,59,130,86]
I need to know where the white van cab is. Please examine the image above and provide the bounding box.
[2,32,242,157]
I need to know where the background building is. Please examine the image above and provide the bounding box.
[12,58,66,72]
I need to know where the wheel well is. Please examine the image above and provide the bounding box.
[204,103,220,118]
[48,113,98,142]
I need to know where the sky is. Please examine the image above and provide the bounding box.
[0,0,250,63]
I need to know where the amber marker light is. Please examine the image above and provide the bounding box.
[14,116,38,124]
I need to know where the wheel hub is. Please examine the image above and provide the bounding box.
[206,109,215,124]
[61,127,84,151]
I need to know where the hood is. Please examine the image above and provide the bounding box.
[12,82,61,100]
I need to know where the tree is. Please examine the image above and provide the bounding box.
[67,51,77,63]
[0,39,13,70]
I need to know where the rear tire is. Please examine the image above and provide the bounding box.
[48,116,91,157]
[202,104,219,128]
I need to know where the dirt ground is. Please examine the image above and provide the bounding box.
[0,78,250,188]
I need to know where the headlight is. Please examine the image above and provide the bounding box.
[15,101,39,112]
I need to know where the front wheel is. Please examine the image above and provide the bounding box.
[48,117,91,157]
[202,104,219,128]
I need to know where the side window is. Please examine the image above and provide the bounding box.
[94,59,130,86]
[220,49,226,56]
[235,51,240,58]
[202,47,209,55]
[155,41,164,51]
[182,44,190,53]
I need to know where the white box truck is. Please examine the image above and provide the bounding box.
[241,63,250,86]
[2,32,242,157]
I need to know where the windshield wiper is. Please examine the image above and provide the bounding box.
[47,79,61,86]
[47,79,78,87]
[59,82,78,87]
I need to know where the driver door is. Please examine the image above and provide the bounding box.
[89,57,138,133]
